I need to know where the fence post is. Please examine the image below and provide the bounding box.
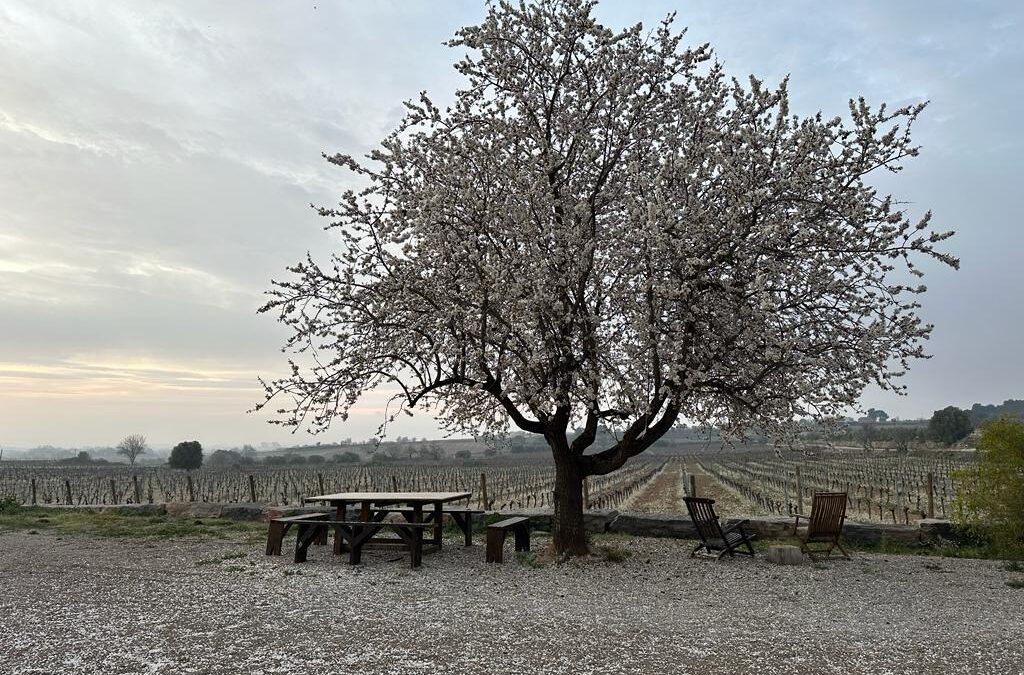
[248,475,257,503]
[926,472,935,519]
[391,475,399,492]
[479,473,488,510]
[132,475,142,504]
[689,474,697,500]
[795,466,803,515]
[317,473,326,495]
[186,474,195,502]
[31,478,37,505]
[64,479,73,505]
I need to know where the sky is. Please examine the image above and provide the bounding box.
[1,1,1021,448]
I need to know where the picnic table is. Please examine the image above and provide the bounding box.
[302,491,474,558]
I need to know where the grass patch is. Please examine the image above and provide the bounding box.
[595,543,632,563]
[1006,578,1024,589]
[1004,560,1024,573]
[515,551,547,568]
[0,505,264,541]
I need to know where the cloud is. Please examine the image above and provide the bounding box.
[0,0,1020,445]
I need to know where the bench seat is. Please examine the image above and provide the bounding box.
[266,512,331,556]
[486,516,531,563]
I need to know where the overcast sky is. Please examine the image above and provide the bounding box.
[1,1,1021,448]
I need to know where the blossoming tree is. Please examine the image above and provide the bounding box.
[258,0,957,557]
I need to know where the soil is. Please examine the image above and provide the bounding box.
[2,529,1022,674]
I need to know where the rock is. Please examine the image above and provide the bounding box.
[165,502,192,518]
[218,503,264,521]
[186,503,224,518]
[103,503,166,517]
[842,521,918,545]
[611,512,697,539]
[918,518,970,545]
[490,509,615,534]
[726,516,792,539]
[766,544,804,565]
[41,503,166,516]
[584,509,618,533]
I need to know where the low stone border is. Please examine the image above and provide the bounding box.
[31,502,966,545]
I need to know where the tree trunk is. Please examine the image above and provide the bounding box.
[552,453,588,558]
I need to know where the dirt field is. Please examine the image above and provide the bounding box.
[2,529,1023,674]
[620,462,684,512]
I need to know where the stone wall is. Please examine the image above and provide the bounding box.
[36,502,963,545]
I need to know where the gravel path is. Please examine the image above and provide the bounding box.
[2,530,1022,674]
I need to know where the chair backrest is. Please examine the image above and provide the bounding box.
[684,497,723,542]
[807,492,848,538]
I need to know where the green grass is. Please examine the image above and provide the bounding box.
[594,543,632,563]
[0,505,265,541]
[1006,578,1024,589]
[515,551,547,568]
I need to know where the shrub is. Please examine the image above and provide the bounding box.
[929,406,973,446]
[331,451,360,464]
[168,441,204,470]
[953,418,1024,557]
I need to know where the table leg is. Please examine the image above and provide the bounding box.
[333,501,349,555]
[432,502,443,546]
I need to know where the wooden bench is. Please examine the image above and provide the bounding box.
[266,512,331,556]
[293,519,434,568]
[485,516,530,563]
[372,506,484,546]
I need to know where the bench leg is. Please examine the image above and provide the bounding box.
[410,527,423,568]
[451,512,473,547]
[486,528,506,563]
[294,523,322,563]
[513,524,530,553]
[266,521,284,556]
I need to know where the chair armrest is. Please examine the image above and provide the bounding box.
[721,519,750,535]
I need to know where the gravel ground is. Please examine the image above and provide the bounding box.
[1,530,1022,674]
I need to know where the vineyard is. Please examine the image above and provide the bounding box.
[696,451,971,523]
[0,450,973,524]
[0,460,661,512]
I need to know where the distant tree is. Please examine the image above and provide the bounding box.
[483,447,498,457]
[968,399,1024,427]
[888,426,918,453]
[257,0,957,557]
[206,449,244,467]
[859,423,877,450]
[168,441,203,470]
[116,434,147,466]
[453,449,472,460]
[68,450,92,465]
[331,451,361,464]
[865,409,890,424]
[928,407,973,446]
[307,454,325,464]
[953,419,1024,556]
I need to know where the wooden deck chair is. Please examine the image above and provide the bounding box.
[684,497,756,559]
[793,492,850,561]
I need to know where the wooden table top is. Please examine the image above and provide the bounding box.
[304,491,472,504]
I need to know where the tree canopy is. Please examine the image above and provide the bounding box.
[258,0,956,555]
[928,406,973,446]
[116,434,147,466]
[168,441,204,471]
[954,418,1024,556]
